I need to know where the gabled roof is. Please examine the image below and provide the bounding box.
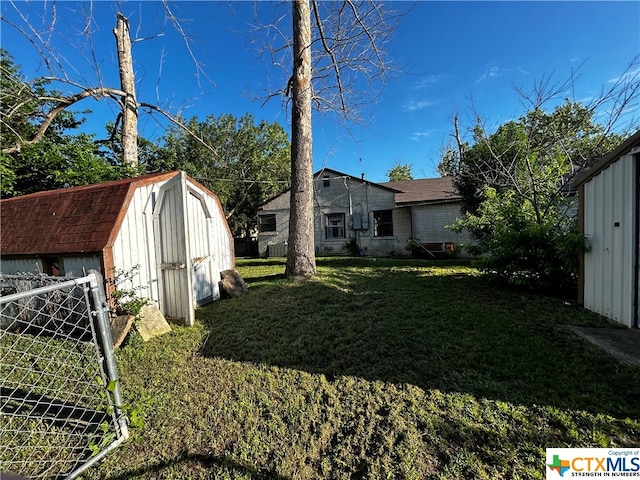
[379,176,461,205]
[258,168,402,210]
[1,171,178,256]
[257,169,461,210]
[315,168,401,193]
[573,129,640,187]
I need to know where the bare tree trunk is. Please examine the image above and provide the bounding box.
[114,13,138,167]
[286,0,316,277]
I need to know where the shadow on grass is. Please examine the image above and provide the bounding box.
[243,273,287,284]
[235,260,286,268]
[104,451,290,480]
[200,261,640,418]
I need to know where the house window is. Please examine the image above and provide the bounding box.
[323,175,330,187]
[373,210,393,237]
[325,213,345,238]
[258,214,276,233]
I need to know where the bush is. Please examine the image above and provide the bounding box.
[343,237,362,256]
[452,187,587,292]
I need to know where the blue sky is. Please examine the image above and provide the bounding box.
[2,1,639,182]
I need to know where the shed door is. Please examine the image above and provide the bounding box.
[154,174,193,324]
[186,188,218,306]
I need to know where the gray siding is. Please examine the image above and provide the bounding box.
[0,256,101,277]
[411,202,471,245]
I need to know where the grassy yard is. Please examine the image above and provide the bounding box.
[86,257,640,479]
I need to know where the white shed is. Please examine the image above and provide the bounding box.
[575,130,640,328]
[0,171,234,325]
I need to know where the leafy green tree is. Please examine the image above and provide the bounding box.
[7,135,125,196]
[1,50,123,196]
[153,113,291,237]
[386,163,413,181]
[446,99,629,291]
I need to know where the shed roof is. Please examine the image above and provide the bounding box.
[1,171,178,255]
[573,129,640,187]
[380,176,461,205]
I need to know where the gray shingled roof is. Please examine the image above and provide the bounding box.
[379,176,461,205]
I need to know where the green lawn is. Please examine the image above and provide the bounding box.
[86,257,640,479]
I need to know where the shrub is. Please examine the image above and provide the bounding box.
[343,237,362,256]
[451,187,587,292]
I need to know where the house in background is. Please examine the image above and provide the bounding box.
[574,130,640,329]
[0,171,234,325]
[257,168,471,258]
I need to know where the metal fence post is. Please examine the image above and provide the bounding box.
[87,270,128,438]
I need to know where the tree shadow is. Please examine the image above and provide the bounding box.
[236,260,286,268]
[200,263,640,419]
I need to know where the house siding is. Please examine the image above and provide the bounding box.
[582,153,637,327]
[410,203,471,247]
[311,175,400,257]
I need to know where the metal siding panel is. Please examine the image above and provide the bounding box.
[603,166,614,319]
[583,180,595,311]
[584,167,604,316]
[620,155,636,326]
[0,258,43,274]
[583,154,636,327]
[0,256,101,277]
[62,256,102,277]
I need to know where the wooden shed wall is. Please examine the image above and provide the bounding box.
[111,182,162,303]
[582,153,637,327]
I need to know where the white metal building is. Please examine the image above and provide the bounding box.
[0,171,234,325]
[575,130,640,328]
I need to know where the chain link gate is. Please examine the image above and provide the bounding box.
[0,272,128,479]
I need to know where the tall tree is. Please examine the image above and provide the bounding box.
[287,0,316,276]
[113,13,138,167]
[386,163,413,181]
[260,1,398,276]
[1,3,206,167]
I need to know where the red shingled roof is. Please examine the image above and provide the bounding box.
[379,176,461,205]
[1,172,178,255]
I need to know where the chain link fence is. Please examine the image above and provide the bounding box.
[0,272,128,479]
